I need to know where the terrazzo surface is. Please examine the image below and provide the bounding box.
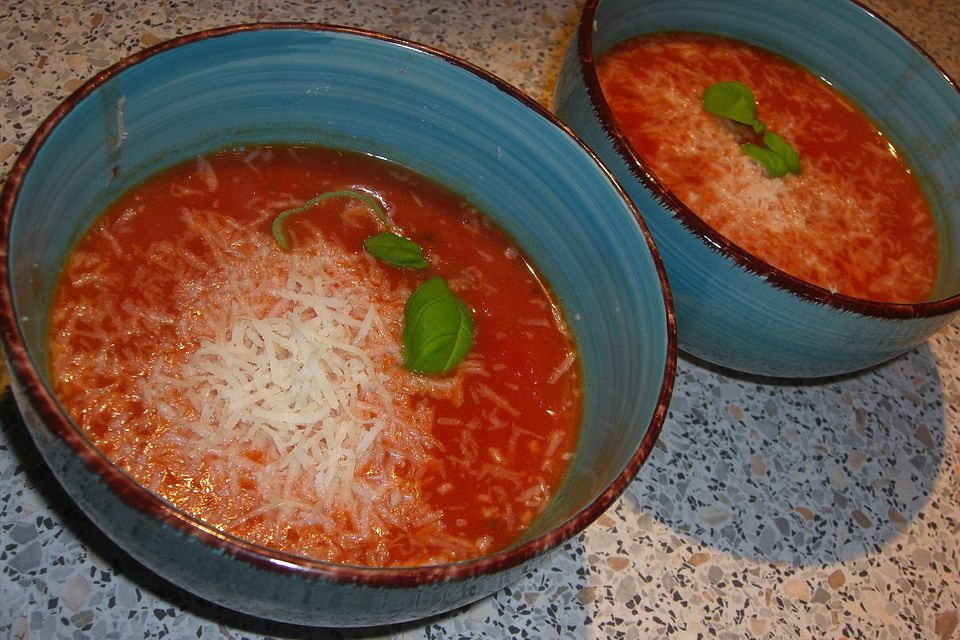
[1,1,959,638]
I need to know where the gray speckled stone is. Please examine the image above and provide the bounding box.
[2,1,960,639]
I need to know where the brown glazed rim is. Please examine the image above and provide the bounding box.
[0,23,677,588]
[576,0,960,320]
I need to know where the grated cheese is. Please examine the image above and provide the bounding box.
[597,34,937,302]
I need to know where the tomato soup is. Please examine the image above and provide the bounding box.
[49,145,582,567]
[597,32,937,303]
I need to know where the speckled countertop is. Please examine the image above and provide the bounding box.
[1,1,959,639]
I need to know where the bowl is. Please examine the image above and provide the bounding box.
[554,0,960,378]
[0,24,676,627]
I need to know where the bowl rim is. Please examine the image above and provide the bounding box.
[0,22,677,588]
[575,0,960,320]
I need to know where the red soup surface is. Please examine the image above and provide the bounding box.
[49,145,582,567]
[597,32,938,303]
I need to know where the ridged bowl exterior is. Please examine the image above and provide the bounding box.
[554,0,960,378]
[0,25,675,626]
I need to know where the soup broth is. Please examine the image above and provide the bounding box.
[49,145,582,567]
[597,32,938,303]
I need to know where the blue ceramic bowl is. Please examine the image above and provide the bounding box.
[0,25,675,626]
[554,0,960,378]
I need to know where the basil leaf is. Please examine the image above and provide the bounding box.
[704,80,802,180]
[741,143,788,178]
[272,190,390,251]
[703,81,760,129]
[363,232,428,269]
[403,277,474,374]
[762,130,801,175]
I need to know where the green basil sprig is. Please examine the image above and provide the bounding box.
[741,143,788,178]
[363,232,429,269]
[703,81,801,178]
[761,130,800,175]
[272,189,390,251]
[402,277,474,375]
[272,189,474,375]
[702,81,764,132]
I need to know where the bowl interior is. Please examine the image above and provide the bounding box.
[590,0,960,302]
[5,25,673,563]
